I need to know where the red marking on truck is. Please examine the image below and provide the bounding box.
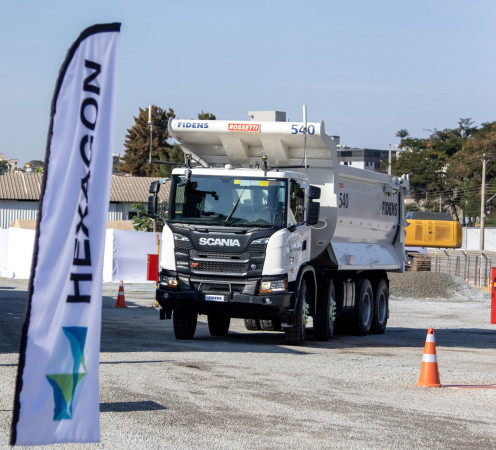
[228,123,260,132]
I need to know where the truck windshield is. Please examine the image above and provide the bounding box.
[169,175,287,228]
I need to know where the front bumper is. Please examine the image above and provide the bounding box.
[156,286,292,319]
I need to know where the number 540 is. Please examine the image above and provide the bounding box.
[291,124,315,135]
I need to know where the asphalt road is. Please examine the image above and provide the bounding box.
[1,279,495,449]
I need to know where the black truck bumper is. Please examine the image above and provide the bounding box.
[156,286,293,319]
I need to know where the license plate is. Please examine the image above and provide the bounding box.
[205,294,224,302]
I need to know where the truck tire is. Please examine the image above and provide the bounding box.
[208,314,231,336]
[260,318,282,332]
[352,278,373,336]
[370,279,388,334]
[244,319,261,331]
[173,310,197,339]
[284,280,308,346]
[314,278,335,341]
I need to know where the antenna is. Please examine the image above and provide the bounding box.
[303,104,308,169]
[262,155,268,176]
[148,105,153,164]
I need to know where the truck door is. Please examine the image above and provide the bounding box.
[287,181,311,278]
[289,181,305,228]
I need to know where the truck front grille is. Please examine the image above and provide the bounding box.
[192,282,245,293]
[194,261,247,274]
[190,250,247,260]
[247,243,267,253]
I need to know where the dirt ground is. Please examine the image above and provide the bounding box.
[1,278,495,449]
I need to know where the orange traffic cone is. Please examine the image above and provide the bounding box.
[115,281,127,308]
[416,328,442,387]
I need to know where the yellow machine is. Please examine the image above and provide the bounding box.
[405,212,462,248]
[404,212,462,271]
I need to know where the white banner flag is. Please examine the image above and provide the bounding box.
[11,23,120,446]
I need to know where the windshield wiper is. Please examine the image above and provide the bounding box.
[225,187,246,224]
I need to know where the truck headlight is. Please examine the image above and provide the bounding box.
[252,237,269,245]
[248,237,269,253]
[259,279,287,294]
[173,233,192,250]
[160,275,178,289]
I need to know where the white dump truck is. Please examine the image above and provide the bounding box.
[150,116,409,345]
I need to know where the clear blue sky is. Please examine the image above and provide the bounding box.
[1,0,495,166]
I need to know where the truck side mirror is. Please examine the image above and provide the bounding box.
[308,185,321,200]
[149,181,160,194]
[307,200,320,225]
[147,195,158,218]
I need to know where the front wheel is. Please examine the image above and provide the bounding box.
[314,278,335,341]
[173,310,197,339]
[284,280,308,346]
[371,279,388,334]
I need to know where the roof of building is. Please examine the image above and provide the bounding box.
[0,173,170,202]
[10,219,136,230]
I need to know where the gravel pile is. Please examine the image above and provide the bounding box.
[389,271,489,301]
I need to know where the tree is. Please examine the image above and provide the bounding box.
[198,111,216,120]
[130,201,168,232]
[26,160,44,173]
[120,105,180,176]
[153,144,185,178]
[0,160,9,174]
[392,119,496,224]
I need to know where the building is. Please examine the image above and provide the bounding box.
[0,153,19,173]
[337,145,398,171]
[246,111,397,173]
[0,173,170,229]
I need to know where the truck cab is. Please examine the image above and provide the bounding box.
[156,163,320,342]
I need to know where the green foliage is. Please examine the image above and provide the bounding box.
[28,160,44,169]
[120,105,181,177]
[130,201,168,232]
[393,119,496,224]
[198,111,216,120]
[0,160,10,174]
[154,144,185,178]
[405,203,419,212]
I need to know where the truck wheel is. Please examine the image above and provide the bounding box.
[208,314,231,336]
[352,278,373,336]
[371,279,388,334]
[260,318,282,332]
[173,310,197,339]
[284,280,308,346]
[244,319,261,331]
[314,279,335,341]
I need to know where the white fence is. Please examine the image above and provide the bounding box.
[0,228,160,283]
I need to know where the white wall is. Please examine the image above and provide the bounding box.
[0,228,11,277]
[0,228,160,282]
[7,228,35,279]
[462,227,496,251]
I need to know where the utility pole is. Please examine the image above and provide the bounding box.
[480,153,487,250]
[148,105,153,165]
[388,144,392,175]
